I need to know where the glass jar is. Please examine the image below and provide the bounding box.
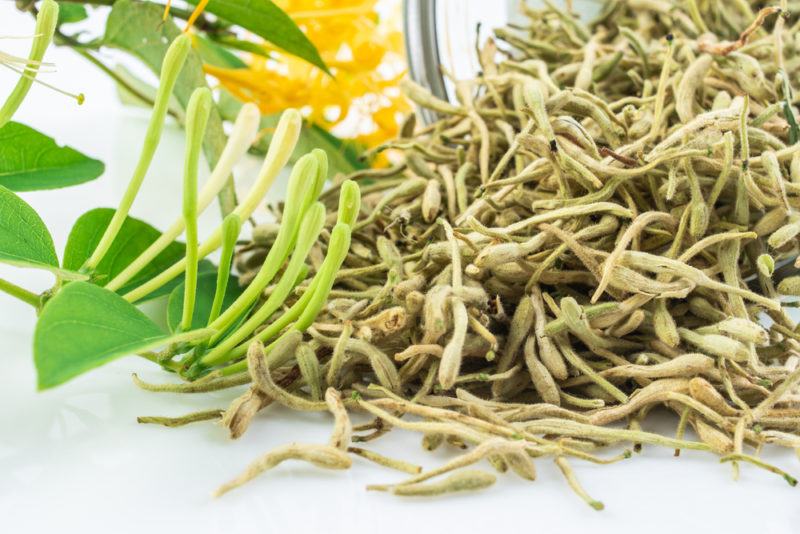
[403,0,599,122]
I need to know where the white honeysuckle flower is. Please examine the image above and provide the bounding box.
[1,34,83,104]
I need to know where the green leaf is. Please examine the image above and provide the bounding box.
[213,36,271,60]
[63,208,187,297]
[166,271,243,332]
[34,281,169,389]
[0,121,104,191]
[0,185,59,271]
[186,0,329,74]
[57,2,88,24]
[104,0,234,214]
[194,34,247,69]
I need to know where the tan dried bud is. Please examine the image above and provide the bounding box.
[677,328,749,362]
[768,220,800,249]
[713,317,769,346]
[692,419,733,454]
[474,242,524,269]
[390,470,497,497]
[688,200,709,238]
[421,179,442,223]
[652,301,680,347]
[688,377,738,416]
[778,276,800,296]
[222,387,269,439]
[753,207,788,237]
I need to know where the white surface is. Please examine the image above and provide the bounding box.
[1,7,799,534]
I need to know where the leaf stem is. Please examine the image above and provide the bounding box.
[0,278,40,307]
[82,33,191,272]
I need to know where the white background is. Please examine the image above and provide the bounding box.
[1,5,799,534]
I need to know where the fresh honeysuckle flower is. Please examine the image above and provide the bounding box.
[203,0,409,149]
[0,1,83,129]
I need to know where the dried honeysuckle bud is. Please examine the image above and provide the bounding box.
[222,387,269,440]
[692,419,733,455]
[405,290,425,315]
[439,297,468,390]
[215,444,352,497]
[677,328,750,362]
[688,200,709,239]
[423,285,452,343]
[698,317,769,346]
[393,274,426,300]
[688,296,728,322]
[523,336,560,405]
[389,470,497,497]
[376,236,403,274]
[325,388,352,451]
[487,454,508,473]
[359,306,408,339]
[503,450,537,481]
[778,276,800,296]
[295,343,322,401]
[768,218,800,249]
[474,242,524,269]
[652,300,680,348]
[676,54,713,122]
[492,296,534,397]
[688,377,738,416]
[421,179,442,223]
[753,207,788,237]
[757,254,775,277]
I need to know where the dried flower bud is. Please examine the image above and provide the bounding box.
[768,220,800,249]
[421,179,442,223]
[778,276,800,296]
[677,328,749,362]
[757,254,775,277]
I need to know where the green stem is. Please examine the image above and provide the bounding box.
[83,33,191,271]
[180,88,212,331]
[0,278,40,307]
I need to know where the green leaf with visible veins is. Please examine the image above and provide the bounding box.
[185,0,329,74]
[62,208,213,300]
[0,122,104,191]
[104,0,235,214]
[0,185,84,281]
[166,271,244,332]
[34,281,170,389]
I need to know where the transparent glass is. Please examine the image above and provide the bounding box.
[404,0,600,120]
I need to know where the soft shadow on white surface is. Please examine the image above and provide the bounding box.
[1,6,799,534]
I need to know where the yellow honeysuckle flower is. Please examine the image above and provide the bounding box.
[205,0,409,149]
